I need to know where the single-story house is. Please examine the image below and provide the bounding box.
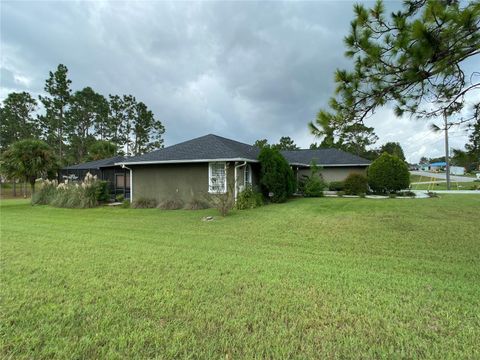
[111,134,370,203]
[59,155,131,199]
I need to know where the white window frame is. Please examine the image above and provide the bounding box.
[208,162,227,194]
[244,164,252,186]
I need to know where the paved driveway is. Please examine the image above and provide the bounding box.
[410,170,474,183]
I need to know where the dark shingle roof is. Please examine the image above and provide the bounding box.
[63,155,126,170]
[120,134,260,164]
[281,149,370,166]
[117,134,370,167]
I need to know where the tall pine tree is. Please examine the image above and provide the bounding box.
[0,92,40,151]
[39,64,72,164]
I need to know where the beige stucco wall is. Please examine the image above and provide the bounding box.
[297,166,367,183]
[131,161,258,203]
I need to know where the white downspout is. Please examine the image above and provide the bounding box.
[122,164,133,202]
[234,161,247,202]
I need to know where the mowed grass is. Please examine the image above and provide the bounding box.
[1,197,479,359]
[411,181,479,190]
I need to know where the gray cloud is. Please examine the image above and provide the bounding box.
[0,0,472,163]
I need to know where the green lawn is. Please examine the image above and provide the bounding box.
[1,197,479,358]
[411,181,479,190]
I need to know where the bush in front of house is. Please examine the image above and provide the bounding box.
[32,173,108,208]
[32,179,57,205]
[132,197,158,208]
[328,181,345,191]
[298,162,326,197]
[184,199,210,210]
[367,153,410,194]
[303,176,326,197]
[157,199,184,210]
[236,185,263,209]
[258,146,295,203]
[344,173,368,195]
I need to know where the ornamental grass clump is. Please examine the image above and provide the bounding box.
[34,172,108,208]
[32,179,57,205]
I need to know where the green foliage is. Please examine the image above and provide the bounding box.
[368,153,410,193]
[344,173,368,195]
[32,173,108,208]
[66,87,109,163]
[95,180,109,202]
[254,136,299,151]
[115,194,125,202]
[38,64,72,164]
[31,179,57,205]
[272,136,299,150]
[328,181,345,191]
[236,185,263,209]
[254,139,269,149]
[2,64,165,167]
[157,199,185,210]
[184,199,210,210]
[380,142,405,161]
[0,139,58,195]
[310,0,480,151]
[0,92,39,152]
[132,197,158,208]
[303,176,325,197]
[258,147,295,203]
[88,140,117,161]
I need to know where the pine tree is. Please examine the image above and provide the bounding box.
[0,92,40,151]
[67,87,109,163]
[38,64,72,164]
[310,0,480,150]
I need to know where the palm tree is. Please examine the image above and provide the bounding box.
[1,140,58,196]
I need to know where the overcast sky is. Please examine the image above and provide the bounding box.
[1,1,476,162]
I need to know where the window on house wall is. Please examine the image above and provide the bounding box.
[244,164,252,186]
[209,162,227,193]
[115,172,131,188]
[115,174,125,188]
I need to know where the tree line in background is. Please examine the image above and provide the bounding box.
[0,64,165,166]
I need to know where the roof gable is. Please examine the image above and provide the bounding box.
[281,149,371,166]
[120,134,260,164]
[63,155,126,170]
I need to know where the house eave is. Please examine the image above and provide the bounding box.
[116,158,260,166]
[291,163,370,167]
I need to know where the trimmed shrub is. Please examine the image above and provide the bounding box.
[236,185,263,209]
[344,173,368,195]
[367,153,410,194]
[304,176,325,197]
[132,197,157,208]
[328,181,345,191]
[157,199,184,210]
[95,181,109,202]
[258,147,295,203]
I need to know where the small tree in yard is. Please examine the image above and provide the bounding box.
[368,153,410,194]
[344,173,368,195]
[1,140,58,196]
[258,147,295,203]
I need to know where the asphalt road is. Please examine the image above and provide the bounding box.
[410,170,475,183]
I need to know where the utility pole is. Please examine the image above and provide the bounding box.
[444,112,451,190]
